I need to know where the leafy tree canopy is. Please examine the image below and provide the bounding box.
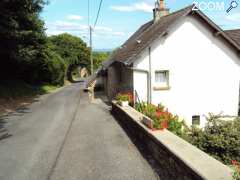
[0,0,51,84]
[48,33,90,68]
[93,52,110,71]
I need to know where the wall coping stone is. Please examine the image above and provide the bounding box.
[112,101,232,180]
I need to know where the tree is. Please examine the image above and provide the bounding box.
[48,33,90,67]
[0,0,68,85]
[93,52,110,71]
[0,0,50,83]
[48,33,90,81]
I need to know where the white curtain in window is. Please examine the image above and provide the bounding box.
[155,72,167,83]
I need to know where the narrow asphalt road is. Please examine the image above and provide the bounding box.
[0,83,159,180]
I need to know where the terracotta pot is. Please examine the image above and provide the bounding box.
[142,116,154,129]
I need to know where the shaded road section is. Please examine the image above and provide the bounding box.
[0,83,159,180]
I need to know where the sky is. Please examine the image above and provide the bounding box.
[41,0,240,50]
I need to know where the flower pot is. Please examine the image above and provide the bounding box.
[142,116,154,129]
[120,101,129,107]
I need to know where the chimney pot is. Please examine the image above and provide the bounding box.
[153,0,169,23]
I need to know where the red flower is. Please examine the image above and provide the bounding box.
[161,120,168,130]
[232,160,238,166]
[232,160,240,173]
[155,111,164,118]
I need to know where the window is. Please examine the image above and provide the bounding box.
[154,70,170,90]
[192,115,200,126]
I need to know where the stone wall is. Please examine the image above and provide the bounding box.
[111,102,232,180]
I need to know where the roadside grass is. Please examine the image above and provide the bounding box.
[0,80,63,115]
[0,81,60,99]
[38,84,60,95]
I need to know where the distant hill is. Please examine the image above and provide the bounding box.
[93,49,113,53]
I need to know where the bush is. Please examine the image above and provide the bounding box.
[185,114,240,164]
[41,50,66,86]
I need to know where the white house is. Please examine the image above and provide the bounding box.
[102,1,240,126]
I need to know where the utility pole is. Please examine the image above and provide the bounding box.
[89,26,93,75]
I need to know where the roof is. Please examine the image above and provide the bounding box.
[224,29,240,47]
[104,5,240,68]
[102,20,154,68]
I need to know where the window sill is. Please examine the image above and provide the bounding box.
[153,86,171,91]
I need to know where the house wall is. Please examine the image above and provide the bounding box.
[133,16,240,126]
[133,50,150,102]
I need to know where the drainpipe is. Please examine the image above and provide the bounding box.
[148,47,152,103]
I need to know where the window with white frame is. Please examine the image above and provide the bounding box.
[154,70,169,89]
[192,115,200,126]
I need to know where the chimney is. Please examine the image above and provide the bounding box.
[153,0,169,22]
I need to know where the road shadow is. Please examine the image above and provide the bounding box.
[0,115,12,141]
[112,113,164,179]
[0,98,39,141]
[72,80,85,83]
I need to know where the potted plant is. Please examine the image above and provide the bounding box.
[116,93,130,107]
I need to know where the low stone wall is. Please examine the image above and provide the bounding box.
[111,102,232,180]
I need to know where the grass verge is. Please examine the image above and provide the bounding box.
[0,80,62,115]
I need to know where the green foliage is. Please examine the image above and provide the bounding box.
[141,103,157,120]
[135,101,240,166]
[231,160,240,179]
[135,102,184,133]
[0,80,59,99]
[116,94,130,102]
[233,169,240,180]
[48,33,90,67]
[115,92,134,107]
[48,33,90,82]
[0,0,49,84]
[167,115,184,136]
[40,50,66,86]
[185,114,240,164]
[39,84,60,93]
[0,1,90,86]
[93,52,110,70]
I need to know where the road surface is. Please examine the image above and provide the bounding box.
[0,83,159,180]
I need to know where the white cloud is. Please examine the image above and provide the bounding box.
[111,32,125,36]
[45,21,125,37]
[53,20,88,31]
[94,26,113,32]
[67,15,83,21]
[110,2,153,13]
[225,13,240,22]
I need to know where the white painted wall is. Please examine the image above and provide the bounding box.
[133,16,240,127]
[133,50,150,102]
[133,71,148,102]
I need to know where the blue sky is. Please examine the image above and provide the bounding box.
[41,0,240,49]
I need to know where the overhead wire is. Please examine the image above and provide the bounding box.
[93,0,103,29]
